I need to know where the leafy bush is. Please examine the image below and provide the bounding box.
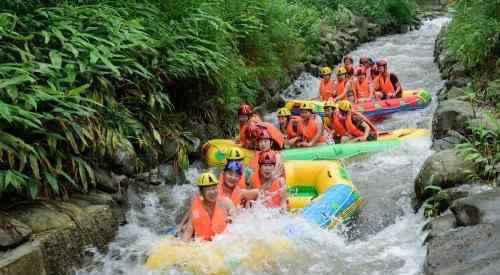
[444,0,500,70]
[339,0,417,29]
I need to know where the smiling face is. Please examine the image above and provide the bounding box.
[324,106,334,117]
[200,185,218,203]
[224,170,241,188]
[258,138,272,151]
[300,109,312,120]
[321,74,331,80]
[260,163,275,179]
[278,116,288,127]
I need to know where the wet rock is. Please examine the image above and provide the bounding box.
[414,149,475,203]
[438,86,468,101]
[266,92,286,111]
[444,77,471,89]
[134,164,178,186]
[110,141,137,176]
[0,241,46,275]
[432,99,475,139]
[451,188,500,227]
[94,168,127,194]
[424,223,500,275]
[423,213,456,243]
[431,135,461,151]
[10,203,75,234]
[0,214,31,250]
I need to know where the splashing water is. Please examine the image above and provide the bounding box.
[78,17,450,275]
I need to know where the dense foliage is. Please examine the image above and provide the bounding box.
[0,0,418,198]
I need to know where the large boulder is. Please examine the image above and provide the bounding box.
[0,214,32,250]
[451,188,500,226]
[110,141,137,176]
[0,241,46,275]
[9,203,75,234]
[438,86,468,101]
[424,223,500,275]
[423,213,457,243]
[432,99,475,140]
[414,149,475,203]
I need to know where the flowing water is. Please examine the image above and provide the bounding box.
[77,17,450,275]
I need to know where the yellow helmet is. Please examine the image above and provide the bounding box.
[337,100,352,111]
[277,107,291,117]
[324,99,337,108]
[300,102,315,111]
[196,172,218,187]
[319,66,332,75]
[336,66,347,76]
[226,147,244,161]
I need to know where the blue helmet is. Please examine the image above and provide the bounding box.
[224,160,243,175]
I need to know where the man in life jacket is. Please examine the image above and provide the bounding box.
[359,56,374,81]
[250,151,288,210]
[276,107,302,148]
[373,59,402,99]
[237,104,262,148]
[333,100,378,143]
[318,66,334,101]
[346,67,373,103]
[218,161,259,208]
[179,172,235,241]
[297,102,326,147]
[249,129,284,177]
[332,66,349,101]
[342,55,355,78]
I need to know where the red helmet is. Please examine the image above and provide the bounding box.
[246,123,259,138]
[258,151,277,165]
[238,104,253,115]
[257,129,272,140]
[376,59,388,66]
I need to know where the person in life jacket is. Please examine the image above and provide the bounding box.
[346,67,374,103]
[333,100,379,143]
[249,129,284,178]
[318,66,334,101]
[222,147,253,188]
[342,55,355,78]
[179,172,235,241]
[322,99,338,143]
[237,104,262,148]
[218,161,259,208]
[297,102,326,147]
[250,151,288,210]
[373,59,402,99]
[277,107,303,148]
[359,56,375,81]
[332,66,349,101]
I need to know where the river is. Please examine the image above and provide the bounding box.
[77,17,449,275]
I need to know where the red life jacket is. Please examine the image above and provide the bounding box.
[319,79,334,101]
[250,174,283,208]
[332,111,378,138]
[190,196,227,241]
[334,79,347,99]
[354,78,370,99]
[299,115,326,144]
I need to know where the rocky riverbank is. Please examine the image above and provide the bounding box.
[414,18,500,275]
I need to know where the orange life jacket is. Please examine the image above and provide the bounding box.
[376,74,396,97]
[239,115,262,144]
[300,115,326,144]
[334,79,347,99]
[319,79,334,101]
[250,174,283,208]
[353,78,370,99]
[332,111,378,138]
[190,196,227,241]
[285,116,302,139]
[218,174,245,203]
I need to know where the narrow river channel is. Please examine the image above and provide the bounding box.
[77,17,449,275]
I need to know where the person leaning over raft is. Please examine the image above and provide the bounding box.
[179,172,236,241]
[236,104,262,148]
[331,100,378,143]
[373,59,402,99]
[296,102,326,147]
[250,151,288,210]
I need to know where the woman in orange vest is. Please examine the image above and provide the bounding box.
[179,172,235,241]
[297,102,326,147]
[249,129,284,177]
[373,59,402,99]
[346,67,374,103]
[332,100,378,143]
[332,66,349,101]
[322,99,338,143]
[276,108,303,148]
[237,104,262,148]
[250,151,288,210]
[342,55,355,79]
[318,66,334,101]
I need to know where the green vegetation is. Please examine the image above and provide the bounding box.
[0,0,418,199]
